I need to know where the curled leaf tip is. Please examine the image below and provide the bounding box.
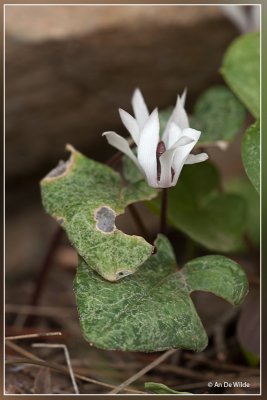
[65,143,77,154]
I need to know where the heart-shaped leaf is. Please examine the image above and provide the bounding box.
[190,85,246,145]
[221,32,260,118]
[242,120,260,194]
[145,382,192,394]
[41,145,157,282]
[148,162,247,252]
[225,177,260,248]
[74,235,248,352]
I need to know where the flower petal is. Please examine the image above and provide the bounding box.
[131,88,150,129]
[172,96,190,130]
[158,147,177,188]
[185,153,209,164]
[171,128,201,186]
[166,122,183,149]
[162,89,189,145]
[168,128,194,149]
[180,87,187,107]
[159,135,194,188]
[118,108,140,145]
[102,131,140,169]
[137,108,159,188]
[181,127,201,142]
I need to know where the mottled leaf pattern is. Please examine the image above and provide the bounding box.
[74,235,248,352]
[147,162,247,252]
[190,85,246,145]
[225,177,260,248]
[41,145,158,281]
[221,32,260,118]
[242,120,260,194]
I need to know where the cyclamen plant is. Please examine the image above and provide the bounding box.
[40,32,260,354]
[40,89,249,353]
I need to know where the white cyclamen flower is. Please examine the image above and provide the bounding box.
[103,89,208,188]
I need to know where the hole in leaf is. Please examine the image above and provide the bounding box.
[115,270,132,280]
[115,209,139,236]
[152,247,158,255]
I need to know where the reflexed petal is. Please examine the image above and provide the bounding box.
[185,153,209,164]
[159,135,194,188]
[162,89,189,144]
[180,87,187,107]
[102,131,140,169]
[172,96,190,130]
[182,127,201,141]
[169,134,194,149]
[165,122,183,149]
[118,108,140,145]
[131,88,150,129]
[171,128,201,186]
[158,147,177,188]
[137,108,159,188]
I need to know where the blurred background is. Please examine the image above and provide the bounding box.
[5,5,260,395]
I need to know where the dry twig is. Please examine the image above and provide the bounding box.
[109,348,177,394]
[32,343,79,394]
[5,341,144,394]
[5,332,62,341]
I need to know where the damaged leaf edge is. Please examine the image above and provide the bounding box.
[41,144,156,281]
[41,144,77,183]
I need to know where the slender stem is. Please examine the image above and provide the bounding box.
[106,151,124,167]
[24,227,63,326]
[159,188,168,235]
[128,204,150,240]
[108,146,151,240]
[106,140,135,168]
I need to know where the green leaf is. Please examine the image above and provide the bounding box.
[242,120,260,194]
[221,32,260,118]
[74,235,248,352]
[148,162,247,252]
[190,85,247,145]
[41,145,158,282]
[145,382,192,394]
[122,150,143,184]
[225,177,260,248]
[241,347,260,367]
